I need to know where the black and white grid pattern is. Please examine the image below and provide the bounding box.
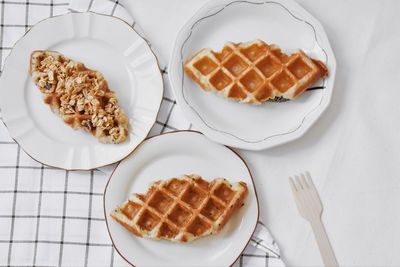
[0,0,284,266]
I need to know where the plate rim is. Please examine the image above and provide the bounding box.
[168,0,337,151]
[0,11,164,170]
[103,130,260,267]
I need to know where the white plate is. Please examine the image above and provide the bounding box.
[169,0,336,150]
[0,12,163,170]
[104,131,259,267]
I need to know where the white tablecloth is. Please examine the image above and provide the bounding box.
[122,0,400,266]
[1,0,399,266]
[0,0,284,266]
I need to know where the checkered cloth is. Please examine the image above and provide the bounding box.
[0,0,285,266]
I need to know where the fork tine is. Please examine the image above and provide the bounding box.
[295,175,303,190]
[306,171,318,193]
[300,173,309,188]
[305,171,323,211]
[289,176,307,219]
[298,173,321,221]
[305,171,313,186]
[289,177,298,192]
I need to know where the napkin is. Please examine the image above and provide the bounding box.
[0,0,285,266]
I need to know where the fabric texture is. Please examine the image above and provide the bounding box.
[0,0,285,266]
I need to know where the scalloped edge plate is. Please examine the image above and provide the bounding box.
[169,0,336,150]
[0,12,163,170]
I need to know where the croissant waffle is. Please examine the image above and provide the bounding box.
[184,39,328,104]
[30,50,128,143]
[111,175,248,243]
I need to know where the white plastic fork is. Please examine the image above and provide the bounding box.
[289,172,339,267]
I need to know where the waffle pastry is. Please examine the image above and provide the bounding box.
[111,175,248,243]
[184,39,328,104]
[30,50,128,143]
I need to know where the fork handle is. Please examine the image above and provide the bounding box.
[310,219,339,267]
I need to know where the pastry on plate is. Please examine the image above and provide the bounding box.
[30,50,128,143]
[111,174,248,243]
[184,39,328,104]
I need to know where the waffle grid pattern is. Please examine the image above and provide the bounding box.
[0,0,283,266]
[185,40,327,104]
[113,175,247,242]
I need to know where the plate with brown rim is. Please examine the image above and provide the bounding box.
[104,131,259,267]
[0,12,163,170]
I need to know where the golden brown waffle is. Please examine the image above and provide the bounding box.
[185,39,328,104]
[111,175,248,243]
[30,50,128,143]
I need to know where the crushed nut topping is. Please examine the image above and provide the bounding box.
[30,50,129,143]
